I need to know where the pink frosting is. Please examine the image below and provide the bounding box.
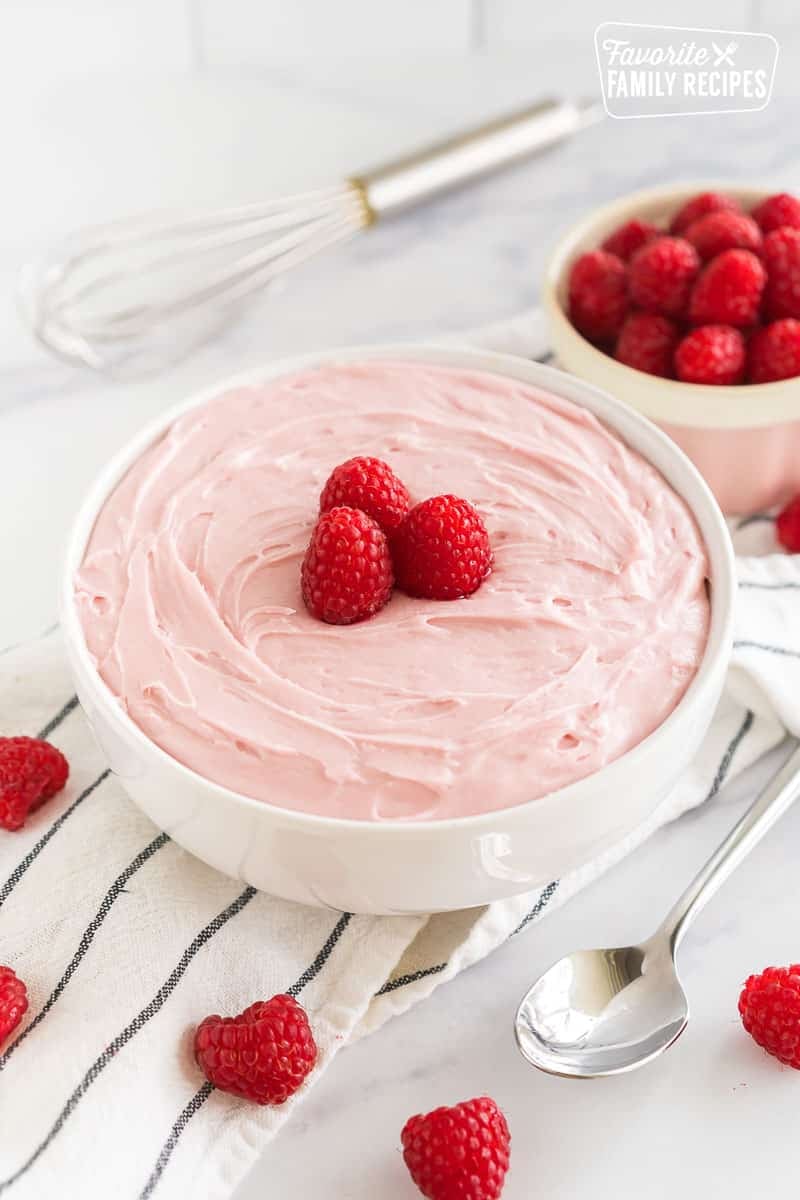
[74,361,710,821]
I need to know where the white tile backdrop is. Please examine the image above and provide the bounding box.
[0,0,787,76]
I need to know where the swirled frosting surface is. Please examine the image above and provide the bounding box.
[75,361,710,821]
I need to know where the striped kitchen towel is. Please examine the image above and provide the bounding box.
[0,326,798,1199]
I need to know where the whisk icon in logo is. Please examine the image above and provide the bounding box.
[595,23,779,118]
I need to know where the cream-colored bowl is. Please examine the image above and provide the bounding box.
[61,345,735,915]
[544,183,800,515]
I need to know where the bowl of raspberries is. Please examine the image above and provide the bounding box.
[544,185,800,514]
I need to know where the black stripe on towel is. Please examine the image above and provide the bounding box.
[138,1083,215,1200]
[0,769,110,912]
[511,879,560,937]
[376,962,447,995]
[734,639,800,659]
[37,695,79,741]
[0,832,170,1071]
[705,710,754,802]
[138,909,354,1200]
[0,886,257,1193]
[736,513,775,531]
[534,350,555,364]
[287,912,352,997]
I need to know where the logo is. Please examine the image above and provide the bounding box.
[595,23,779,118]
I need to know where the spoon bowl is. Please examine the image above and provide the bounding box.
[515,937,689,1078]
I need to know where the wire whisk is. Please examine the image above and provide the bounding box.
[20,98,601,376]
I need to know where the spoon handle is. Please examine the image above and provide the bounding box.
[661,740,800,954]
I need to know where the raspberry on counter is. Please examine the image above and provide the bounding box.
[739,965,800,1069]
[777,494,800,553]
[401,1096,511,1200]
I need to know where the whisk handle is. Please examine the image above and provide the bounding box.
[351,97,602,223]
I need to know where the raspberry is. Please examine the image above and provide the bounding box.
[752,192,800,234]
[674,325,746,385]
[0,736,69,832]
[629,237,700,317]
[670,191,740,235]
[401,1096,511,1200]
[748,319,800,383]
[689,249,766,327]
[301,506,393,625]
[392,495,492,601]
[567,250,628,342]
[0,966,27,1045]
[602,218,659,262]
[319,456,411,534]
[194,994,317,1104]
[615,312,679,378]
[685,210,763,261]
[739,965,800,1068]
[777,494,800,552]
[762,227,800,320]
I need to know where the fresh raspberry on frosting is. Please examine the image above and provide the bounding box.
[567,250,628,342]
[402,1096,511,1200]
[739,965,800,1068]
[674,325,746,386]
[685,210,763,261]
[0,736,69,832]
[670,191,741,235]
[777,495,800,553]
[0,966,27,1045]
[195,994,317,1104]
[301,506,393,625]
[752,192,800,234]
[615,312,679,378]
[393,495,492,601]
[319,456,411,534]
[689,249,766,327]
[748,319,800,383]
[629,237,700,318]
[602,218,659,262]
[762,227,800,320]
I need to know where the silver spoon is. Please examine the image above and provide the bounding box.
[515,740,800,1078]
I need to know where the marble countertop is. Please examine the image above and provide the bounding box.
[3,45,800,1199]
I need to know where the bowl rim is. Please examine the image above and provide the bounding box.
[543,181,800,430]
[61,342,735,836]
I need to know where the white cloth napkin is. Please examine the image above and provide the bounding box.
[1,316,798,1200]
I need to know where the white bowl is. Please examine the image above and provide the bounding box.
[61,345,735,915]
[543,183,800,515]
